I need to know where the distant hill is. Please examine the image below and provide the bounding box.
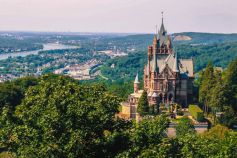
[98,32,237,52]
[100,32,237,81]
[173,32,237,44]
[174,35,192,41]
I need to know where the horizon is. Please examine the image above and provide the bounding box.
[1,30,237,36]
[0,0,237,34]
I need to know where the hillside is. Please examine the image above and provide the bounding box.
[174,35,192,41]
[173,32,237,44]
[98,32,237,52]
[100,32,237,82]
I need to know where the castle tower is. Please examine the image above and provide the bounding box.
[119,15,195,120]
[134,73,140,93]
[150,36,159,91]
[152,37,159,73]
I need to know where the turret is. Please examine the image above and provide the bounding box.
[134,73,140,93]
[152,38,159,73]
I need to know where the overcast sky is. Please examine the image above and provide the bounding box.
[0,0,236,33]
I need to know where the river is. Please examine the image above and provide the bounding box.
[0,43,78,60]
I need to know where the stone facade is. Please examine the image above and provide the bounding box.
[120,18,194,119]
[143,19,194,108]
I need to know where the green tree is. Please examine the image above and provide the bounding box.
[203,124,230,139]
[137,91,149,116]
[199,62,215,114]
[224,58,237,112]
[218,106,237,128]
[116,115,169,158]
[176,117,196,137]
[0,75,122,158]
[209,73,227,124]
[138,138,179,158]
[0,76,38,112]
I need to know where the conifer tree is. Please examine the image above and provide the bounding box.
[137,91,149,116]
[149,105,155,115]
[199,62,215,114]
[209,70,226,112]
[224,58,237,112]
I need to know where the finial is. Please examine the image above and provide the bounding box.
[161,11,164,23]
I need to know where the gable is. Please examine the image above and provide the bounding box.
[158,64,176,78]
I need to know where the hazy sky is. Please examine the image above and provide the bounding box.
[0,0,236,33]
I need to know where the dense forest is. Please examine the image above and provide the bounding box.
[100,41,237,82]
[0,70,236,157]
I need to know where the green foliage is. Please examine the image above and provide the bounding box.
[117,119,237,158]
[101,41,237,83]
[176,117,196,137]
[0,151,13,158]
[198,59,237,127]
[199,62,215,112]
[189,105,204,122]
[0,75,124,157]
[203,124,231,139]
[224,58,237,112]
[137,91,149,116]
[218,106,237,128]
[138,138,179,158]
[116,116,169,157]
[100,51,147,82]
[209,78,226,112]
[0,76,38,112]
[148,105,155,115]
[176,111,184,116]
[81,79,134,101]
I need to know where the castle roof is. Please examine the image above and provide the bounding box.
[149,52,194,77]
[146,15,194,78]
[172,51,180,73]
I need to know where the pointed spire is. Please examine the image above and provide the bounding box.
[134,73,139,84]
[162,11,164,24]
[159,11,166,36]
[173,51,180,73]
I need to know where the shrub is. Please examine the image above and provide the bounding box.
[189,105,204,122]
[176,110,184,116]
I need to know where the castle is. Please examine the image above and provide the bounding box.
[120,17,194,119]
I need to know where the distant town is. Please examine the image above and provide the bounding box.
[0,32,130,82]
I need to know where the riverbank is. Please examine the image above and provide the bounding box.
[0,43,78,60]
